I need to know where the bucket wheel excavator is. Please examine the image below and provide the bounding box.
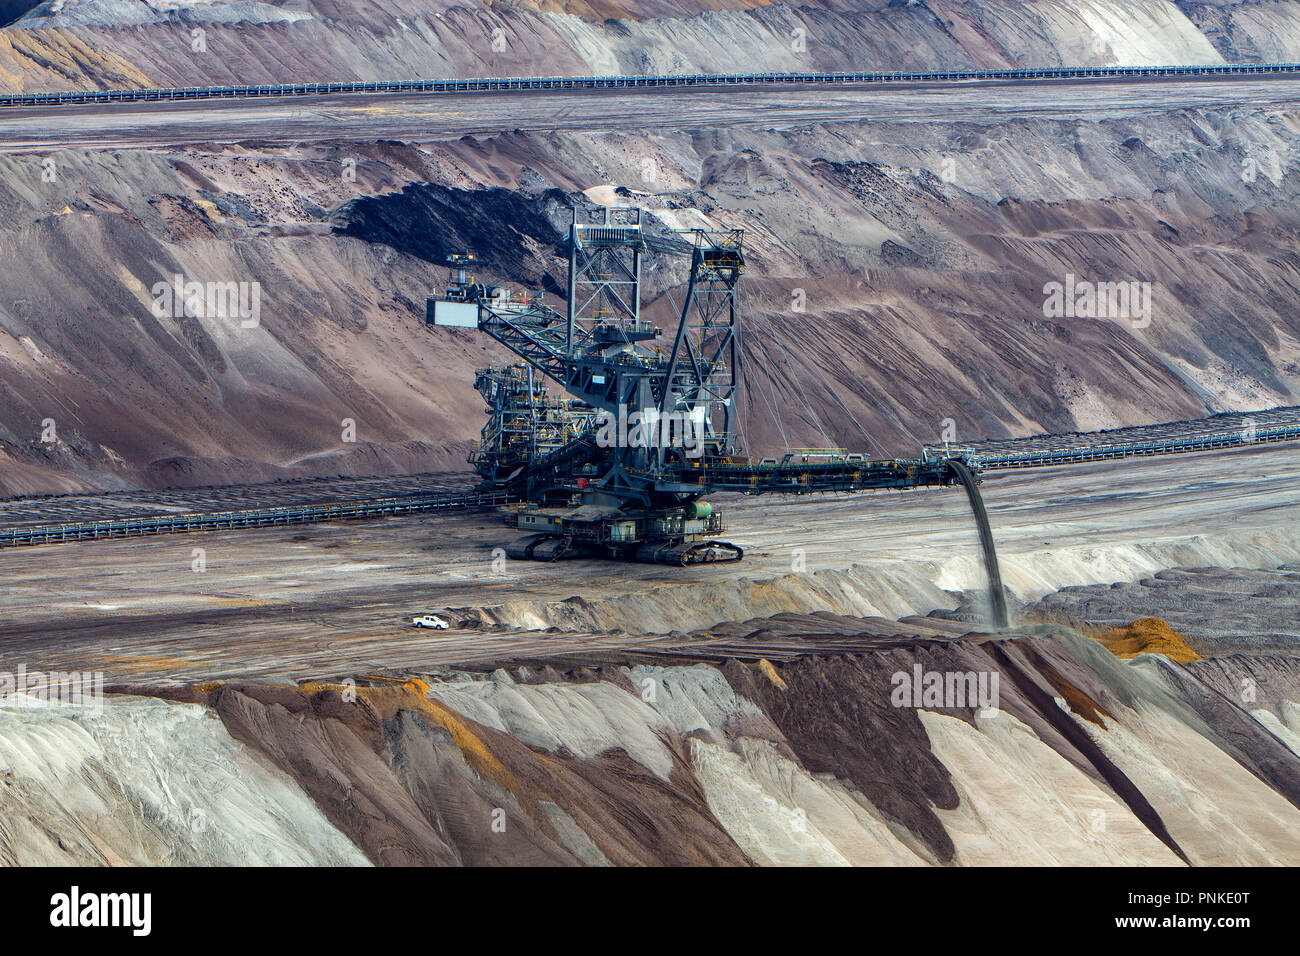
[427,205,975,565]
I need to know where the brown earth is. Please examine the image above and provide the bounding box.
[79,627,1300,865]
[1,103,1299,494]
[0,0,1257,94]
[0,2,1297,495]
[200,679,752,865]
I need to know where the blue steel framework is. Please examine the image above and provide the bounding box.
[4,64,1300,108]
[0,418,1294,548]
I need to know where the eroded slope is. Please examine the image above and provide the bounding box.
[4,627,1298,865]
[2,108,1299,494]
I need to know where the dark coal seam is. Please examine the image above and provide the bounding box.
[1150,657,1300,814]
[988,643,1190,864]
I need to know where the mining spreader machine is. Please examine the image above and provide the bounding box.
[427,205,979,565]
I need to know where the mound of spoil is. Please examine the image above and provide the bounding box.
[4,626,1298,865]
[1088,618,1202,663]
[1027,566,1300,654]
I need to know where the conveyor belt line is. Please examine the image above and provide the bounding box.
[0,421,1296,549]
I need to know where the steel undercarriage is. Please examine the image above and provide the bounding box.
[427,205,972,564]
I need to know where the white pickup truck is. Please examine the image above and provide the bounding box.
[411,614,450,630]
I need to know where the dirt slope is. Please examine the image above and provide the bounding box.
[1,105,1298,494]
[0,0,1260,94]
[4,627,1298,865]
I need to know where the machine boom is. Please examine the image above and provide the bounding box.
[427,204,974,564]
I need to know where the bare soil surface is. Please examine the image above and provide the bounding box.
[1,441,1294,682]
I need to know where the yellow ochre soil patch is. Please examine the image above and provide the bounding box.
[1089,618,1201,663]
[299,679,519,797]
[757,658,787,690]
[94,653,192,674]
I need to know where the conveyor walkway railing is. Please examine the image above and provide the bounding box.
[0,489,512,547]
[5,63,1300,108]
[1,415,1297,549]
[955,420,1300,470]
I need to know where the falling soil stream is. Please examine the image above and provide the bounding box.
[947,459,1009,628]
